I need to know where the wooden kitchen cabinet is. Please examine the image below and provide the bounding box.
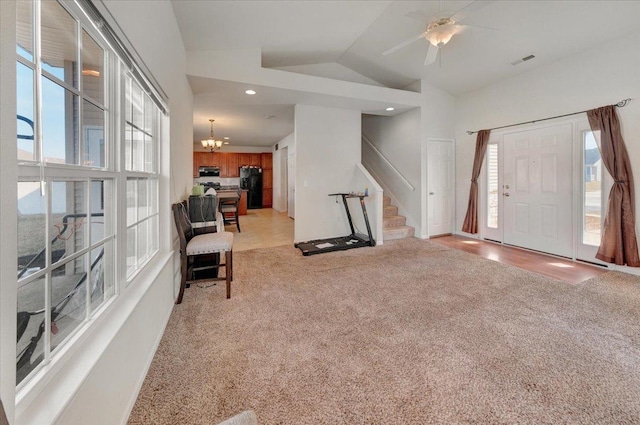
[262,168,273,189]
[193,152,203,177]
[250,153,262,167]
[195,151,271,178]
[225,153,240,177]
[262,189,272,208]
[193,152,217,176]
[209,152,221,167]
[237,153,251,168]
[262,167,273,207]
[239,190,247,215]
[261,152,272,170]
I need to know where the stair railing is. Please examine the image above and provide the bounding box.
[362,134,415,192]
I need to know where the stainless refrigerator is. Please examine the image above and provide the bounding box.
[240,166,263,209]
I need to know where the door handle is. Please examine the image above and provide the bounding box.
[429,192,434,195]
[503,192,510,197]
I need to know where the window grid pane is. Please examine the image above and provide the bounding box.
[487,144,499,229]
[82,100,105,167]
[89,241,112,315]
[41,76,79,165]
[17,62,36,161]
[49,254,89,352]
[50,180,87,266]
[40,0,77,86]
[583,131,602,246]
[81,30,105,106]
[18,181,47,280]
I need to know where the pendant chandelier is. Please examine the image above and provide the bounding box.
[201,119,223,152]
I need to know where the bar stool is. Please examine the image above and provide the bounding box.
[172,201,234,304]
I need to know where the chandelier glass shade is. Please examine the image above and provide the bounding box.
[201,119,223,151]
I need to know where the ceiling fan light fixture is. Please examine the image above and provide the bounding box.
[425,24,461,47]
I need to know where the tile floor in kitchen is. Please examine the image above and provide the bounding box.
[223,208,294,252]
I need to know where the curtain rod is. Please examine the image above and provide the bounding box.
[466,98,632,135]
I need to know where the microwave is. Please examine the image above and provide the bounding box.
[199,166,220,177]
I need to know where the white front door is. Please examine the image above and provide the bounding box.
[503,124,573,257]
[428,139,455,237]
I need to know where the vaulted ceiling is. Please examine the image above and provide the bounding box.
[171,1,640,147]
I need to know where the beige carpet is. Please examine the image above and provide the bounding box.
[127,238,640,425]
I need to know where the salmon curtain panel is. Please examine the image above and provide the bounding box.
[462,129,491,234]
[587,105,640,267]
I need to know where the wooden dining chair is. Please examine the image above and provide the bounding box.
[172,201,234,304]
[219,188,241,232]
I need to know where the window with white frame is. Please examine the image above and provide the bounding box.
[124,75,160,278]
[15,0,163,387]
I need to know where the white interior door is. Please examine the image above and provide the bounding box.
[428,139,454,237]
[503,124,573,257]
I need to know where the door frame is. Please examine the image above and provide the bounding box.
[280,146,288,214]
[479,117,611,265]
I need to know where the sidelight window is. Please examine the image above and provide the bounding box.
[582,130,604,246]
[486,144,499,229]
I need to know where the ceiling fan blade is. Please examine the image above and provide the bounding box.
[383,33,424,56]
[424,44,439,65]
[461,23,500,31]
[405,9,431,24]
[448,0,494,21]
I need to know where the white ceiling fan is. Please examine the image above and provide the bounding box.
[383,0,496,66]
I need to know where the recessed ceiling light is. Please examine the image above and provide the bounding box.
[223,141,230,145]
[224,137,230,140]
[386,107,395,111]
[245,89,257,95]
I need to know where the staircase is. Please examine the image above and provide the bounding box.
[382,195,414,241]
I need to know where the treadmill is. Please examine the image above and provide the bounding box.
[295,193,376,256]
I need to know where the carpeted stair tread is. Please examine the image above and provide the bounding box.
[383,225,415,240]
[383,215,406,228]
[382,196,391,206]
[383,205,398,217]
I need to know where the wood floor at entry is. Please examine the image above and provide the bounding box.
[433,235,607,284]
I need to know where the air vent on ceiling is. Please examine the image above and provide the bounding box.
[510,54,536,66]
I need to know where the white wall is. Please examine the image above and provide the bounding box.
[294,105,361,242]
[12,1,194,424]
[274,63,385,87]
[362,81,456,237]
[272,133,295,212]
[362,109,421,233]
[455,31,640,274]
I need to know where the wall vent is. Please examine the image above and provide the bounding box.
[511,54,536,66]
